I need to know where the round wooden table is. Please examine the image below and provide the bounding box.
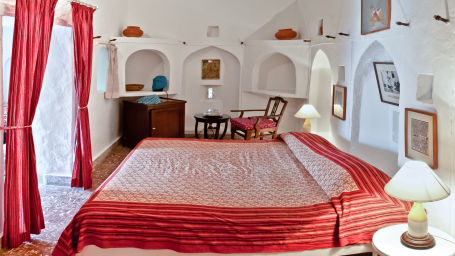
[194,114,230,139]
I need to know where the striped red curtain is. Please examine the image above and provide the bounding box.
[2,0,58,248]
[71,2,94,190]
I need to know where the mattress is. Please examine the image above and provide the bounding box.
[53,132,410,256]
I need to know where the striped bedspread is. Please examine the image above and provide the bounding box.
[53,133,410,256]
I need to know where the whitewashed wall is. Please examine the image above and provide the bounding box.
[125,0,294,41]
[296,0,455,236]
[34,24,74,184]
[87,0,128,160]
[181,46,241,133]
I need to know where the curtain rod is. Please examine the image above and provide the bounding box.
[69,0,98,10]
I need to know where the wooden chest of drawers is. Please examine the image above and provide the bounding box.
[122,98,186,147]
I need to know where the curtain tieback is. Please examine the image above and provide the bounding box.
[0,125,32,130]
[78,106,88,110]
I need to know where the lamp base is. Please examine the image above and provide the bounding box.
[303,119,311,133]
[400,231,435,249]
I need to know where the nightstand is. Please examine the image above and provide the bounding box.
[372,224,455,256]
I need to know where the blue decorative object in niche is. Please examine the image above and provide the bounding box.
[137,95,162,105]
[153,76,168,91]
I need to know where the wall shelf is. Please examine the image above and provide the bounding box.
[243,90,306,99]
[245,39,310,47]
[112,37,181,45]
[121,91,176,97]
[200,84,222,87]
[111,37,182,97]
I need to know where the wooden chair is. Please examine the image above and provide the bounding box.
[230,97,288,140]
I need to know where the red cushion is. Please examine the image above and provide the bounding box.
[230,117,276,130]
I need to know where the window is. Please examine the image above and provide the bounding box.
[96,46,109,92]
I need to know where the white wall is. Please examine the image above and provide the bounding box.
[295,0,455,236]
[181,46,240,133]
[87,0,128,160]
[247,1,304,41]
[34,24,74,183]
[125,0,295,41]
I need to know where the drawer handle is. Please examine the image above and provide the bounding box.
[152,127,156,130]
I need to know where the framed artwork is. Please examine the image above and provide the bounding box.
[405,108,438,169]
[361,0,391,35]
[332,85,347,120]
[373,62,400,106]
[201,59,220,80]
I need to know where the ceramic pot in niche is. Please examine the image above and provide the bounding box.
[275,29,297,40]
[123,26,144,37]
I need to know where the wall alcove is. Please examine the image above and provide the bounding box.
[351,41,401,175]
[182,46,241,132]
[112,37,181,97]
[308,49,332,133]
[256,53,296,94]
[242,40,311,99]
[125,49,171,92]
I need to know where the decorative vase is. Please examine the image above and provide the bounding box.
[275,29,297,40]
[123,26,144,37]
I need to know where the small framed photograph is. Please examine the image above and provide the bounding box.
[361,0,391,35]
[373,62,400,106]
[201,59,220,80]
[332,85,347,120]
[405,108,438,169]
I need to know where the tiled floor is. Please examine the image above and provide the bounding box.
[0,144,132,256]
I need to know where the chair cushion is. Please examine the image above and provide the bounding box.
[230,117,277,130]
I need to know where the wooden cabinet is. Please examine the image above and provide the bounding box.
[122,98,186,147]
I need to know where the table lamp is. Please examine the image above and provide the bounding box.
[294,104,320,133]
[384,160,451,249]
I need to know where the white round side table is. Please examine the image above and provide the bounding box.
[372,224,455,256]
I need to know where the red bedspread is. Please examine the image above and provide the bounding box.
[53,133,410,256]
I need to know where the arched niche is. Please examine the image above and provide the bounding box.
[308,50,332,133]
[182,46,241,131]
[254,53,296,94]
[125,49,170,91]
[351,41,401,159]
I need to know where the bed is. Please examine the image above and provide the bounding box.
[53,132,411,256]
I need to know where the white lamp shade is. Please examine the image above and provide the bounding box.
[295,104,321,119]
[385,161,451,202]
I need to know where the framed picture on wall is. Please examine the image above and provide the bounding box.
[332,85,347,120]
[373,62,400,106]
[405,108,438,169]
[361,0,391,35]
[201,59,220,80]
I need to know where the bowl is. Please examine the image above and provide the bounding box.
[126,84,144,91]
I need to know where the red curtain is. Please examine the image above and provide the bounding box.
[2,0,58,248]
[71,3,94,190]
